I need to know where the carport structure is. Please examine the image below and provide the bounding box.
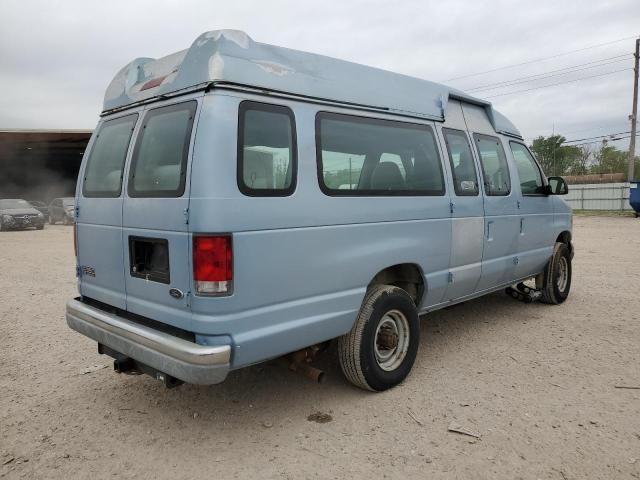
[0,129,91,203]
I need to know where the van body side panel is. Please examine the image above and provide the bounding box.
[509,145,556,278]
[188,94,451,367]
[552,196,572,240]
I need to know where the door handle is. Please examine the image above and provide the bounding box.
[487,220,494,241]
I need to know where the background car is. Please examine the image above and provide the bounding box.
[48,197,76,224]
[28,200,50,217]
[0,198,46,230]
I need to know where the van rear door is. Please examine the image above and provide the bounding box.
[122,99,199,330]
[76,113,139,309]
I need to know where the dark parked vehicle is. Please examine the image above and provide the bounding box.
[49,197,75,224]
[28,200,50,217]
[0,198,46,230]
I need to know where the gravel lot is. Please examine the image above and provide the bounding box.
[1,216,639,479]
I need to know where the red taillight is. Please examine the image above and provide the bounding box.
[193,235,233,296]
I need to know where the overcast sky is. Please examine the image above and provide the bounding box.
[1,0,638,148]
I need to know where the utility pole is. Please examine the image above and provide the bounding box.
[628,38,639,181]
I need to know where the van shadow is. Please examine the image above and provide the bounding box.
[90,290,545,428]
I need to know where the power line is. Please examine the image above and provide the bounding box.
[484,68,632,98]
[565,131,631,143]
[467,55,631,92]
[443,35,638,82]
[570,133,640,147]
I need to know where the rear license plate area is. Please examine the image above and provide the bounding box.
[128,236,170,284]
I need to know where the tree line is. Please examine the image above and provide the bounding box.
[530,135,639,177]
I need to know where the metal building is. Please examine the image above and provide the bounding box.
[0,129,91,202]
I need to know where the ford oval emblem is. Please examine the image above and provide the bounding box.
[169,288,183,299]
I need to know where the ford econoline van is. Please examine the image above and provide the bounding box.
[66,30,572,391]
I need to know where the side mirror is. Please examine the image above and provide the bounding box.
[547,176,569,195]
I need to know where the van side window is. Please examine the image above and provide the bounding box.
[128,101,196,198]
[238,101,296,196]
[442,128,479,196]
[83,114,138,197]
[509,142,545,195]
[316,112,444,196]
[473,134,511,196]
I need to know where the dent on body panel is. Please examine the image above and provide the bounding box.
[254,60,295,77]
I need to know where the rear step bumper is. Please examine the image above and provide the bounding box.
[66,298,231,385]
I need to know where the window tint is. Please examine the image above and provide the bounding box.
[317,113,444,196]
[238,102,296,196]
[83,114,137,197]
[474,134,511,196]
[442,128,479,196]
[509,142,544,195]
[129,101,196,197]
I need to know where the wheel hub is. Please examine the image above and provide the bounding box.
[557,256,569,292]
[374,309,410,371]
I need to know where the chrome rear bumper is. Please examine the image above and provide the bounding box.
[66,298,230,385]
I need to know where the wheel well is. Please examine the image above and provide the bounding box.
[556,231,572,255]
[368,264,425,307]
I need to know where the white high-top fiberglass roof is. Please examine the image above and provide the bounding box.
[103,30,521,138]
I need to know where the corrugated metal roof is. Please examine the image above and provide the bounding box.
[104,30,521,137]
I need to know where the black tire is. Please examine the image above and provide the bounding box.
[537,242,572,305]
[36,224,44,230]
[338,285,420,391]
[49,215,55,225]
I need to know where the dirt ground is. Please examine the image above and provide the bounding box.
[1,216,639,479]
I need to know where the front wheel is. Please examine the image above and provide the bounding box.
[338,285,420,391]
[49,215,55,225]
[537,242,572,305]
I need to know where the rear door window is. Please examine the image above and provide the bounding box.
[128,101,196,198]
[473,134,511,196]
[82,114,138,197]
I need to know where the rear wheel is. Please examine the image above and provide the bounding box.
[338,285,420,391]
[537,242,572,305]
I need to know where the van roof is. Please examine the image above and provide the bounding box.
[104,30,521,138]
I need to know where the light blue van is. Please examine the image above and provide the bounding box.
[66,30,572,391]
